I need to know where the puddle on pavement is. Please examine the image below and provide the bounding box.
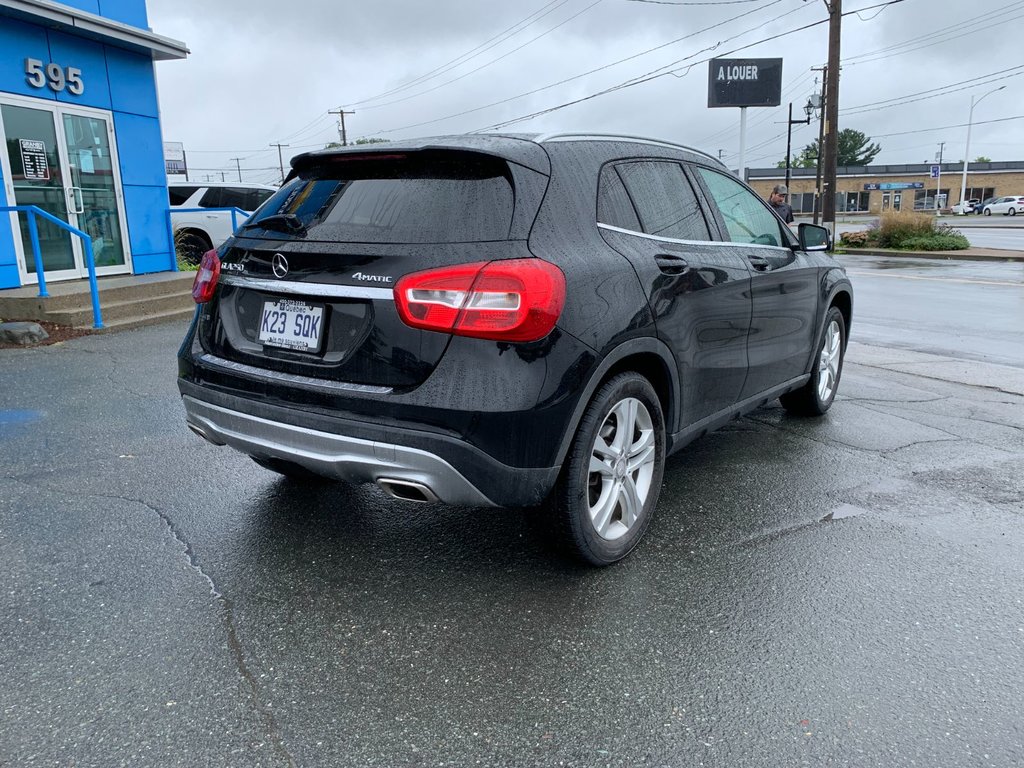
[821,503,871,522]
[871,259,943,270]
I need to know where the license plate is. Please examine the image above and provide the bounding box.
[258,299,324,351]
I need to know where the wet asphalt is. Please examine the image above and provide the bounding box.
[2,270,1023,766]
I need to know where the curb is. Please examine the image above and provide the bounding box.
[837,247,1024,262]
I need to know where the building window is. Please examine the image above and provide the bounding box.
[838,192,870,212]
[965,187,996,203]
[914,189,950,210]
[791,192,816,213]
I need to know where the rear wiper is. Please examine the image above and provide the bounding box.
[241,213,307,237]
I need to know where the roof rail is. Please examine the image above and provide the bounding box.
[534,133,721,165]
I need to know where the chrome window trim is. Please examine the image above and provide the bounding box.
[220,274,395,301]
[198,354,393,395]
[597,222,792,252]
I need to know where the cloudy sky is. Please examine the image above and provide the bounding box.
[147,0,1023,186]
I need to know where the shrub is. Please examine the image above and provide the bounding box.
[899,233,971,251]
[875,211,935,248]
[839,230,872,246]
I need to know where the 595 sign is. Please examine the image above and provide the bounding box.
[24,59,85,96]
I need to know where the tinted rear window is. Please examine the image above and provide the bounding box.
[168,186,199,206]
[248,151,515,243]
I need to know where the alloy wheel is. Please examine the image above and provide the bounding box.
[586,397,656,541]
[817,319,842,403]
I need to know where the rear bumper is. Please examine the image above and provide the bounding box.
[179,382,560,508]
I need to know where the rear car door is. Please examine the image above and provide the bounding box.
[596,159,751,427]
[694,167,820,398]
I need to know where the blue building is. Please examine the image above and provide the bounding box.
[0,0,187,291]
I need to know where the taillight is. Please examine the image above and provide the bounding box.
[192,249,221,304]
[394,259,566,342]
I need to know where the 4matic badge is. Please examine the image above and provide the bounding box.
[351,272,393,283]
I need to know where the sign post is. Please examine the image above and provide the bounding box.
[930,164,941,215]
[708,58,783,182]
[163,142,187,180]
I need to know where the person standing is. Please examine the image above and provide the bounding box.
[767,184,794,223]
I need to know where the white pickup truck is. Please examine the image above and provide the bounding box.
[170,182,277,265]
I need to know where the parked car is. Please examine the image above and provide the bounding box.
[177,134,853,565]
[949,201,974,214]
[974,196,997,215]
[169,182,277,265]
[982,196,1024,216]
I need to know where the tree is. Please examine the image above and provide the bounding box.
[324,137,389,149]
[973,155,991,163]
[783,128,882,168]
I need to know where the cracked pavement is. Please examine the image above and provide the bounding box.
[1,320,1023,767]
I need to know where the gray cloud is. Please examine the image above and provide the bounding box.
[149,0,1024,184]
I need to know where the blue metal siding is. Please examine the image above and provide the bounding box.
[105,46,158,118]
[99,0,149,28]
[121,184,171,272]
[53,1,101,15]
[48,32,112,110]
[1,6,176,288]
[0,19,56,101]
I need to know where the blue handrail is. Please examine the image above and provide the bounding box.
[167,207,252,270]
[0,205,104,329]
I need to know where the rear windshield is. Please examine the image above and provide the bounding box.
[246,151,515,243]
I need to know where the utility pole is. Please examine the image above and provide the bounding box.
[811,66,826,225]
[328,108,356,146]
[784,100,813,192]
[717,149,725,161]
[219,171,226,182]
[230,157,243,183]
[821,0,842,234]
[270,143,290,185]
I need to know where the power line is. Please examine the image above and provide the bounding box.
[842,68,1024,116]
[358,0,605,112]
[626,0,764,4]
[347,0,573,108]
[870,114,1024,139]
[366,0,796,136]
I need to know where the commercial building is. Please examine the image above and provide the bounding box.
[0,0,187,291]
[747,161,1024,215]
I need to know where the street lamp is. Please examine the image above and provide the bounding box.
[784,98,816,192]
[958,85,1006,215]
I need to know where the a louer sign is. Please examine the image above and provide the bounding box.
[707,58,783,108]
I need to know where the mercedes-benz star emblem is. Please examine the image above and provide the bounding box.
[271,253,289,279]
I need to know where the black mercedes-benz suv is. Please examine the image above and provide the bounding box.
[178,133,852,565]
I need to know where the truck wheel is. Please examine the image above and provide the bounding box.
[176,232,212,268]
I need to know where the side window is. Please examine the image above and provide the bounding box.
[597,165,642,232]
[198,188,222,209]
[249,188,275,210]
[168,186,199,206]
[615,161,711,241]
[698,168,785,247]
[219,187,257,211]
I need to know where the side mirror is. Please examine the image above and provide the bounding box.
[798,223,831,252]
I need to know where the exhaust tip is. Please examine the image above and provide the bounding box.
[187,421,225,446]
[377,478,438,504]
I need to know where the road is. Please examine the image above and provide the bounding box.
[2,262,1023,767]
[840,253,1024,367]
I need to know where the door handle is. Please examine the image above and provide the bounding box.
[748,255,771,272]
[654,253,690,275]
[67,187,85,214]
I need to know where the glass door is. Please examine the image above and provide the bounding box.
[1,96,131,284]
[62,112,127,271]
[1,103,79,281]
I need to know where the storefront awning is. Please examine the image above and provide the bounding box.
[0,0,189,61]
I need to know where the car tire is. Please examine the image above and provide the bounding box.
[548,372,666,566]
[1010,208,1017,216]
[984,209,992,216]
[251,455,332,483]
[780,306,846,417]
[176,231,212,268]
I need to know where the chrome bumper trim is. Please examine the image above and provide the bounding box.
[182,396,496,507]
[198,354,393,395]
[220,274,394,301]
